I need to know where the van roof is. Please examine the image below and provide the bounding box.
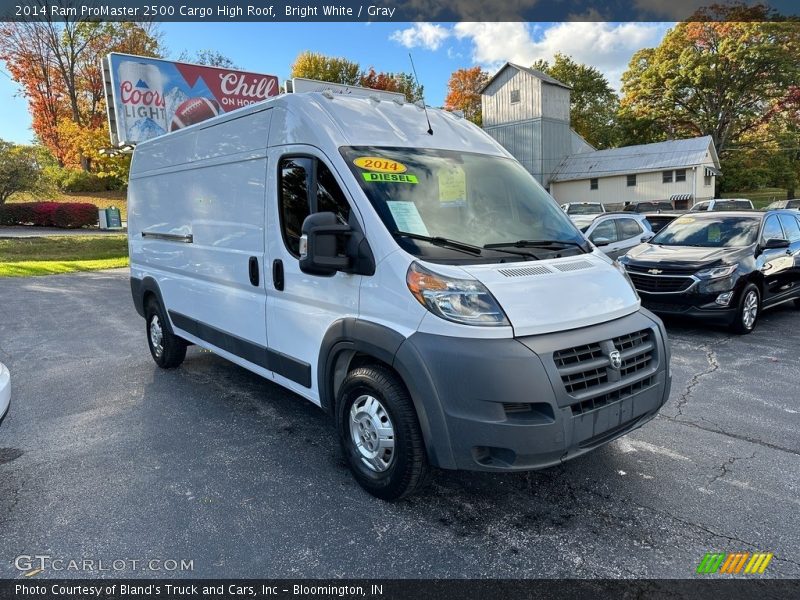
[135,92,511,157]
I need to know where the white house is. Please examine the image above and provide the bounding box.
[480,62,721,208]
[549,137,722,209]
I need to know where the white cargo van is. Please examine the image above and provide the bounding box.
[128,92,671,500]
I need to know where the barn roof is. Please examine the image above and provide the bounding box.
[550,136,720,182]
[479,62,572,94]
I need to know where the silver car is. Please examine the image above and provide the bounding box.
[582,213,654,259]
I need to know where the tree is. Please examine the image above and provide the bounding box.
[444,67,488,125]
[532,54,619,149]
[0,19,161,171]
[177,49,239,69]
[0,141,41,204]
[290,51,360,86]
[359,67,423,102]
[619,4,800,156]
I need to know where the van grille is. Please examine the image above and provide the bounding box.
[553,328,656,403]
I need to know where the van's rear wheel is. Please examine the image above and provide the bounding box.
[145,298,187,369]
[337,365,429,501]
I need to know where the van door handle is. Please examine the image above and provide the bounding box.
[272,259,284,291]
[248,257,260,287]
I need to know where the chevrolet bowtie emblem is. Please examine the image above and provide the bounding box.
[648,268,663,275]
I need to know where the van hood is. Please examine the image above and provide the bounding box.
[458,253,640,337]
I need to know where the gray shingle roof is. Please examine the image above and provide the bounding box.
[551,136,720,182]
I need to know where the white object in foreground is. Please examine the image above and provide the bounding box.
[0,362,9,426]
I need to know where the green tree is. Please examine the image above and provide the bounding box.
[290,51,360,86]
[0,141,41,204]
[177,49,239,69]
[532,54,619,149]
[619,5,800,156]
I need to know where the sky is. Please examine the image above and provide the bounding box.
[0,21,673,145]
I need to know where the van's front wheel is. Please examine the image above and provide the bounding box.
[145,299,187,369]
[337,365,429,500]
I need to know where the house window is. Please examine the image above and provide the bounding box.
[510,89,521,103]
[662,171,673,183]
[675,169,687,182]
[626,174,637,187]
[704,174,712,186]
[590,178,598,190]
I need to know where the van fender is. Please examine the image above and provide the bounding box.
[318,319,456,469]
[130,276,174,333]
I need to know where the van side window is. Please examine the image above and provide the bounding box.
[279,158,313,256]
[279,157,352,256]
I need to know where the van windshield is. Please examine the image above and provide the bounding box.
[340,147,586,262]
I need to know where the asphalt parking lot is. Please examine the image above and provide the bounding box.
[0,269,798,579]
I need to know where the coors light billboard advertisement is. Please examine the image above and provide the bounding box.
[103,53,279,146]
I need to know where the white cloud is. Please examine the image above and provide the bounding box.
[453,21,672,91]
[390,23,451,51]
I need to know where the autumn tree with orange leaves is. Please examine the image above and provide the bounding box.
[444,67,488,126]
[0,18,160,172]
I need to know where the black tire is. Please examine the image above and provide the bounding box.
[145,297,187,368]
[730,283,760,335]
[337,365,429,501]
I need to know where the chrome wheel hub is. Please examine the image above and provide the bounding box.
[349,394,395,472]
[150,315,164,358]
[742,291,758,329]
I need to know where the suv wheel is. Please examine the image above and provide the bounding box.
[337,365,429,501]
[145,298,187,368]
[730,284,760,335]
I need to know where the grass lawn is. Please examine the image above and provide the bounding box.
[8,190,128,220]
[0,235,129,277]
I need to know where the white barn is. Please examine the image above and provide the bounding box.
[480,63,721,208]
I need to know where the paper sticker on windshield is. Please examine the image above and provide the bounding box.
[387,201,429,236]
[362,172,418,184]
[354,157,407,173]
[708,224,721,243]
[674,217,696,224]
[437,165,466,206]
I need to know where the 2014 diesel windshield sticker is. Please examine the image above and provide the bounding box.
[362,173,419,184]
[353,157,407,173]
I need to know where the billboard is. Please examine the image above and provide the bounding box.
[102,53,279,146]
[288,77,406,102]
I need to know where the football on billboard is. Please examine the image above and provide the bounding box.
[170,97,221,131]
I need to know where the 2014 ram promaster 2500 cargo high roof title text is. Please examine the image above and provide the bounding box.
[127,92,672,500]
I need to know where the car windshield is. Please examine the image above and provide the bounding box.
[340,147,586,261]
[651,215,760,247]
[713,200,751,210]
[568,204,603,215]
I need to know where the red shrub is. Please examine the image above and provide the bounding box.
[52,203,99,228]
[0,202,98,228]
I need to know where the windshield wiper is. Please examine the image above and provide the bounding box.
[484,239,588,252]
[393,231,539,259]
[392,231,484,255]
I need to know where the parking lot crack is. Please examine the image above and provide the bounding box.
[674,341,723,418]
[707,451,756,485]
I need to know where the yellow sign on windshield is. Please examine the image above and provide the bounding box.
[437,165,467,205]
[354,157,407,173]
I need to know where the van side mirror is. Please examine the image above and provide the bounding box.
[299,212,351,276]
[763,238,790,249]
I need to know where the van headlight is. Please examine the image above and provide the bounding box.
[406,262,509,326]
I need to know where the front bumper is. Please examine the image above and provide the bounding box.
[639,289,740,324]
[395,310,671,471]
[0,363,10,427]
